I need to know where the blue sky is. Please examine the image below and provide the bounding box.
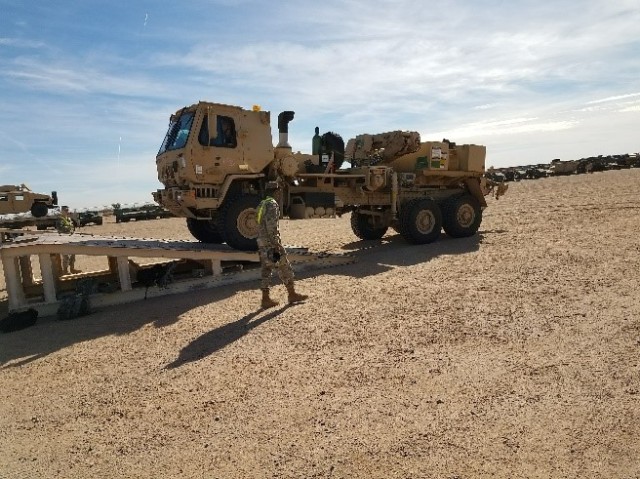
[1,0,639,209]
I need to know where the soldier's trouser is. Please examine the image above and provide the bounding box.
[62,254,76,272]
[258,244,294,290]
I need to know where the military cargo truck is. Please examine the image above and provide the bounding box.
[153,101,504,250]
[0,184,58,218]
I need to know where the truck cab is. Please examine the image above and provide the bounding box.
[154,102,275,214]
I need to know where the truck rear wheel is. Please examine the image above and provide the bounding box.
[350,211,388,240]
[216,194,260,251]
[442,195,482,238]
[186,218,223,244]
[30,202,48,218]
[399,199,442,244]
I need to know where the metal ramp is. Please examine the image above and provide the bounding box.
[0,231,355,317]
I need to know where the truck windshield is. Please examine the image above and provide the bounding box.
[158,112,195,154]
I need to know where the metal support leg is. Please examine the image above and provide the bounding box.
[38,253,57,304]
[2,255,26,310]
[211,259,222,275]
[117,256,132,291]
[19,256,34,288]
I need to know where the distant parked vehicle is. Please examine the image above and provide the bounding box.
[0,184,58,218]
[114,204,174,223]
[71,210,104,227]
[549,159,578,176]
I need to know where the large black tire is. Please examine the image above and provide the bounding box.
[350,211,388,240]
[30,202,48,218]
[216,194,261,251]
[186,217,224,243]
[398,198,442,244]
[442,195,482,238]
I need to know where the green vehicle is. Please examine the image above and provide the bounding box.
[114,204,173,223]
[72,210,104,227]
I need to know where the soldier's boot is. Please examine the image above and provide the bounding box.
[286,282,308,304]
[261,289,279,309]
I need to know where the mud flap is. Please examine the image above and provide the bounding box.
[464,178,488,208]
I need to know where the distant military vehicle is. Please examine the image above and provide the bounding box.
[114,204,173,223]
[549,159,578,176]
[72,210,104,227]
[0,184,58,217]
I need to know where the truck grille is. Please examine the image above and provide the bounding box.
[195,187,217,198]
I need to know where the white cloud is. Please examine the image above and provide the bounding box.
[1,0,639,206]
[587,93,640,105]
[0,37,45,48]
[619,105,640,113]
[4,58,168,97]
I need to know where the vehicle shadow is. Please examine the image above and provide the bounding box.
[330,231,483,277]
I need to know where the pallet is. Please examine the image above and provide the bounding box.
[0,232,355,317]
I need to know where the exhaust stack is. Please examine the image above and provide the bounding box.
[277,111,295,148]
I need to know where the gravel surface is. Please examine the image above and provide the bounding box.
[1,169,639,478]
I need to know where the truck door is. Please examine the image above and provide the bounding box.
[236,109,274,174]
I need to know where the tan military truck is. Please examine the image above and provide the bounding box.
[549,158,578,176]
[153,101,504,250]
[0,184,58,218]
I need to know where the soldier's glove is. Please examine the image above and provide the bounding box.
[267,249,281,263]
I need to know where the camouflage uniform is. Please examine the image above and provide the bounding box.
[56,210,77,274]
[256,196,294,289]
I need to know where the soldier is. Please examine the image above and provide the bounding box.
[56,206,81,275]
[256,179,308,308]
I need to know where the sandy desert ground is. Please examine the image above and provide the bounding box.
[1,169,639,478]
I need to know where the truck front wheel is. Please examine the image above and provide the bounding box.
[30,202,48,218]
[399,199,442,244]
[442,195,482,238]
[216,194,261,251]
[350,211,388,240]
[186,218,224,244]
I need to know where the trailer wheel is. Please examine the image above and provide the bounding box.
[350,211,388,240]
[217,194,260,251]
[442,195,482,238]
[186,218,224,244]
[30,202,48,218]
[399,199,442,244]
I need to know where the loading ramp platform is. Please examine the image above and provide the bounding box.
[0,231,354,317]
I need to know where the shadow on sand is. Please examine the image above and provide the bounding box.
[164,303,293,370]
[0,229,491,367]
